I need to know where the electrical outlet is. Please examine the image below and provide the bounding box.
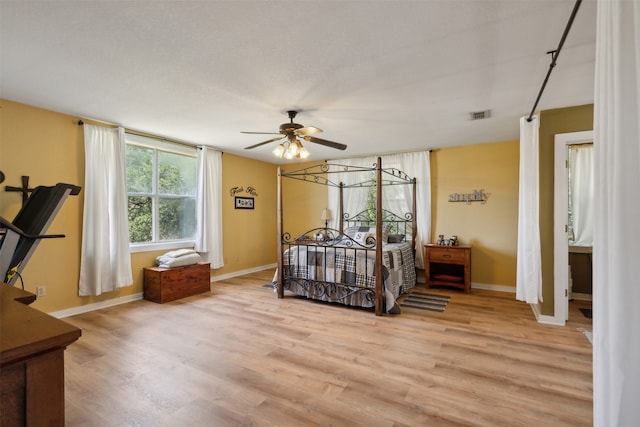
[36,285,46,297]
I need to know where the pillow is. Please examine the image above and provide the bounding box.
[354,231,376,245]
[387,234,405,243]
[382,224,391,244]
[343,226,361,240]
[349,225,391,245]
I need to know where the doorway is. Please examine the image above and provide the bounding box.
[554,130,593,324]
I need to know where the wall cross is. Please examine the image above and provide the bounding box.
[5,176,35,207]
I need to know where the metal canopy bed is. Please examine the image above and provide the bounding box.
[275,157,417,316]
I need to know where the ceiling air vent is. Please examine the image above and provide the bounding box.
[470,110,491,120]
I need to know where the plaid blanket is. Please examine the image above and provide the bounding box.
[282,241,415,303]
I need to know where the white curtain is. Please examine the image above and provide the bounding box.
[381,151,431,269]
[328,156,377,225]
[195,147,224,269]
[79,125,132,296]
[569,144,593,246]
[516,115,542,304]
[327,151,431,268]
[593,1,640,425]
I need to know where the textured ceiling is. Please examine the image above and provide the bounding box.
[0,0,596,164]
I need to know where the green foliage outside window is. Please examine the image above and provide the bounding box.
[126,143,196,244]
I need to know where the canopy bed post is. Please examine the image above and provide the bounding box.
[411,177,417,249]
[276,166,284,299]
[374,157,384,316]
[338,182,344,234]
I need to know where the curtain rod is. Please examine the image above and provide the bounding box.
[323,147,432,163]
[526,0,583,122]
[77,119,221,152]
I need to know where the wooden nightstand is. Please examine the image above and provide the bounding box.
[424,244,472,292]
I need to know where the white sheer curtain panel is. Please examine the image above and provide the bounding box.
[593,1,640,424]
[195,147,224,269]
[327,152,431,268]
[79,125,132,296]
[516,115,542,304]
[327,156,377,226]
[381,151,431,268]
[569,144,593,246]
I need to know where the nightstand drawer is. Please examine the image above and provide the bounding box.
[428,247,466,263]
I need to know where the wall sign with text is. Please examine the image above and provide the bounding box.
[235,196,254,209]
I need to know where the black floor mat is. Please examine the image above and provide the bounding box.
[579,308,592,319]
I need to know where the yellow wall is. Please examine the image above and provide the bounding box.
[214,153,277,277]
[0,98,593,315]
[1,100,87,312]
[431,140,519,287]
[0,99,278,313]
[280,162,328,239]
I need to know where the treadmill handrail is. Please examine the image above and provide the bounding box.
[0,216,66,240]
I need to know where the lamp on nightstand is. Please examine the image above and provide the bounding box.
[321,208,333,229]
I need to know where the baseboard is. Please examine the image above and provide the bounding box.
[51,264,278,318]
[530,302,566,326]
[571,293,592,301]
[467,284,564,325]
[414,270,512,292]
[210,263,277,282]
[51,292,144,319]
[56,265,519,318]
[471,282,516,293]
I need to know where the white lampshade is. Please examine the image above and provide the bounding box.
[288,141,299,156]
[283,144,295,159]
[321,208,333,221]
[272,143,285,157]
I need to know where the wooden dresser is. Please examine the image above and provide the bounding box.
[1,283,81,426]
[424,244,472,293]
[143,262,211,303]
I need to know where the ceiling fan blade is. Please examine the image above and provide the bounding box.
[245,136,284,150]
[294,126,323,137]
[303,136,347,150]
[241,131,281,135]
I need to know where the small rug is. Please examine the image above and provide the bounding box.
[401,292,450,312]
[579,308,592,319]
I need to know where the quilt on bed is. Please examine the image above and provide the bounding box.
[282,241,415,312]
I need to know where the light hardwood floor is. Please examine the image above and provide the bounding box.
[63,269,592,426]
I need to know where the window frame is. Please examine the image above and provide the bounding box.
[125,133,197,253]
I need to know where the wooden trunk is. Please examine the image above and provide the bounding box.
[143,262,211,303]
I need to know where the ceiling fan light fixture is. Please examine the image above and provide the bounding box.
[272,143,285,157]
[245,110,347,158]
[288,140,300,157]
[283,146,295,159]
[299,145,310,159]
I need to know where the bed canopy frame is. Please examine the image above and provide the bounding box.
[276,157,416,315]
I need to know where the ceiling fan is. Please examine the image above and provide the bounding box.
[242,110,347,159]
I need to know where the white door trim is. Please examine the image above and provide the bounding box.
[553,130,593,325]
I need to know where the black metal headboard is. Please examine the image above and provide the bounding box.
[343,209,414,242]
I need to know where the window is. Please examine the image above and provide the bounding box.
[125,133,197,251]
